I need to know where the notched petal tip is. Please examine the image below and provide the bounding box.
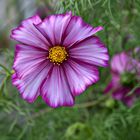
[42,95,75,108]
[12,73,39,103]
[20,93,37,103]
[10,14,42,41]
[66,11,73,16]
[92,26,104,34]
[22,14,42,25]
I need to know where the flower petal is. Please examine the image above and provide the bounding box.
[36,12,72,46]
[111,52,132,74]
[12,44,53,102]
[69,36,109,67]
[12,61,52,102]
[104,81,114,93]
[11,15,50,50]
[112,87,130,100]
[62,15,103,47]
[104,73,120,93]
[12,62,52,103]
[122,96,134,107]
[63,59,99,96]
[13,44,48,78]
[41,66,74,108]
[135,88,140,95]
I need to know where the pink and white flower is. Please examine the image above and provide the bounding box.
[11,12,109,108]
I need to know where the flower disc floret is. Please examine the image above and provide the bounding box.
[48,46,68,64]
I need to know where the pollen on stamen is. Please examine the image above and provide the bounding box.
[48,46,68,65]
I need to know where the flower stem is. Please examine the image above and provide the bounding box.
[0,64,11,75]
[127,83,140,96]
[29,95,108,120]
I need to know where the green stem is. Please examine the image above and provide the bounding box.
[29,95,108,120]
[0,64,11,75]
[0,75,10,95]
[74,95,108,108]
[127,83,140,96]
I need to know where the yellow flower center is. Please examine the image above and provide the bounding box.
[48,46,68,64]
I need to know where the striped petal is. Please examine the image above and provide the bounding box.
[13,44,48,78]
[41,66,74,108]
[69,36,109,67]
[63,59,99,96]
[62,15,103,48]
[11,15,50,50]
[12,44,53,102]
[36,12,72,46]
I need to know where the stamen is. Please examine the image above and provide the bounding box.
[48,46,68,65]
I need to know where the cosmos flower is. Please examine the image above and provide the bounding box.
[10,12,109,108]
[105,52,140,107]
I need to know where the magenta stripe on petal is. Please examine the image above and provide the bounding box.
[12,73,40,103]
[62,15,103,48]
[12,44,53,103]
[69,36,109,67]
[12,60,53,103]
[10,15,50,50]
[92,26,104,34]
[63,59,99,96]
[36,12,72,46]
[13,44,48,79]
[41,66,74,108]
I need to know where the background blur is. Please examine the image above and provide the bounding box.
[0,0,140,140]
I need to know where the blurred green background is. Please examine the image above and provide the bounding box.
[1,0,140,140]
